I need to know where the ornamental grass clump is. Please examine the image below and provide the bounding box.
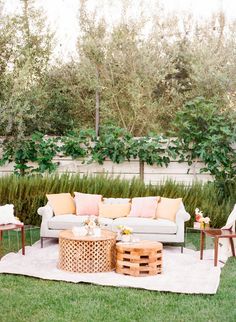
[0,174,234,227]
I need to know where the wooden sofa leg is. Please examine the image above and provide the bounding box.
[181,246,183,253]
[41,237,44,248]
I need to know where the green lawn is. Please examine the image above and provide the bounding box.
[0,231,235,322]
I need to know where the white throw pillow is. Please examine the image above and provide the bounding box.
[103,198,130,205]
[0,204,20,225]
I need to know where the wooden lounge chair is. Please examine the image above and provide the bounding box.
[200,205,236,266]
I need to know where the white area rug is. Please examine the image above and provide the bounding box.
[0,240,223,294]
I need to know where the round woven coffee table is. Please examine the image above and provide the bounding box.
[116,240,163,276]
[58,229,116,273]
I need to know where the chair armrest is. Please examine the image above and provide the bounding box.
[176,203,191,223]
[37,204,54,220]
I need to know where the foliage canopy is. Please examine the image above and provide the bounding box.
[0,1,236,136]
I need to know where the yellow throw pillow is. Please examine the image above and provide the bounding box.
[99,202,131,219]
[156,197,182,222]
[46,193,76,216]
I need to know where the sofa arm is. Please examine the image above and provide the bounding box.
[38,204,55,238]
[176,203,191,223]
[38,204,54,220]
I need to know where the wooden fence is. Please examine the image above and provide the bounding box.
[1,141,234,185]
[0,157,213,184]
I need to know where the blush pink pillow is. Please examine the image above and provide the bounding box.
[74,192,102,216]
[128,196,160,218]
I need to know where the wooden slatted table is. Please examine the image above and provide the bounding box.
[116,240,163,276]
[58,229,117,273]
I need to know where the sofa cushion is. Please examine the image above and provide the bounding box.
[113,217,177,234]
[48,215,89,230]
[48,215,114,230]
[74,192,102,216]
[99,202,131,219]
[103,198,130,204]
[128,197,160,218]
[98,217,114,227]
[156,197,182,222]
[46,193,76,215]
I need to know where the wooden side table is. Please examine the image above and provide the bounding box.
[116,240,163,276]
[0,223,25,255]
[200,228,236,266]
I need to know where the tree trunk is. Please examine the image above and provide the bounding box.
[95,89,100,137]
[139,160,144,182]
[95,67,100,137]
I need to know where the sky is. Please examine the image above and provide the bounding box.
[3,0,236,60]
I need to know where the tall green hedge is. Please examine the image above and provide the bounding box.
[0,174,235,227]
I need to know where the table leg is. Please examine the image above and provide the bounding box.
[8,230,10,249]
[229,238,235,257]
[200,230,205,260]
[0,230,3,259]
[21,226,25,255]
[214,237,219,266]
[16,229,19,251]
[30,227,33,246]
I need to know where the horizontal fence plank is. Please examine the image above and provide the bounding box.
[144,161,209,175]
[144,173,213,185]
[56,158,140,174]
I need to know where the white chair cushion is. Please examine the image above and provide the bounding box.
[113,217,177,234]
[0,204,20,225]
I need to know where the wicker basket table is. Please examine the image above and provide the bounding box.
[116,240,163,276]
[58,229,116,273]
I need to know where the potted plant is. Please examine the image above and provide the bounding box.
[84,216,101,236]
[117,225,133,242]
[194,208,210,229]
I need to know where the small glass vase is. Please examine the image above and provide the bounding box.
[200,222,210,230]
[121,234,131,242]
[86,226,94,236]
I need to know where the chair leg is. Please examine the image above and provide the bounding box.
[214,237,219,266]
[229,238,235,257]
[21,226,25,255]
[200,230,205,260]
[41,237,44,248]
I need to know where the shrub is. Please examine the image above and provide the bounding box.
[172,97,236,184]
[91,126,134,164]
[131,135,178,166]
[0,132,59,175]
[0,174,234,227]
[60,129,96,159]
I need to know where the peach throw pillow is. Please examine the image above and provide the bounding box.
[156,197,182,222]
[128,196,160,218]
[46,193,76,216]
[99,202,131,219]
[74,192,102,216]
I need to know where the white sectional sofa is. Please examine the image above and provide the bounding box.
[38,202,190,250]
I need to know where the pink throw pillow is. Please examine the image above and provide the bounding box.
[74,192,102,216]
[128,197,159,218]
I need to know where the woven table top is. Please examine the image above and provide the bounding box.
[116,240,163,252]
[59,229,116,241]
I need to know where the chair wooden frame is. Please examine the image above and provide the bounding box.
[200,228,236,266]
